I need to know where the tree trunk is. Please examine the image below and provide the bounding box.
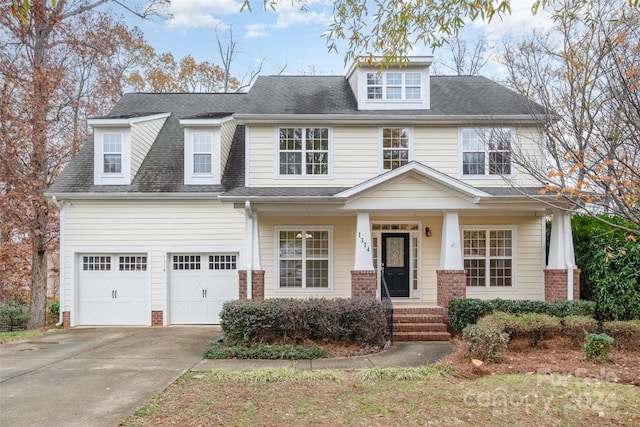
[28,240,48,329]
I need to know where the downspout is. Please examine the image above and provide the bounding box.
[244,200,253,299]
[51,196,65,326]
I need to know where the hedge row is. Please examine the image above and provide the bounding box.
[448,298,596,333]
[219,297,387,347]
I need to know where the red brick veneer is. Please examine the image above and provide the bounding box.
[544,269,581,303]
[238,270,265,300]
[351,270,377,298]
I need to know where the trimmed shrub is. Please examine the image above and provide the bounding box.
[219,297,387,347]
[204,342,329,360]
[603,320,640,351]
[448,299,494,333]
[0,303,28,332]
[584,333,614,360]
[549,300,596,318]
[448,298,594,334]
[48,302,60,325]
[462,324,509,363]
[561,316,599,348]
[478,312,562,347]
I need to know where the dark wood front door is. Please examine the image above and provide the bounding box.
[382,233,410,297]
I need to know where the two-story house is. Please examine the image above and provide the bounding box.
[47,57,578,339]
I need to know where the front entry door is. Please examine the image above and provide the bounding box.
[382,233,410,297]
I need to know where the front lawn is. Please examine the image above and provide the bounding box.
[123,367,639,426]
[0,329,47,344]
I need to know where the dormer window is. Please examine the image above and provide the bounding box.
[367,72,422,101]
[103,133,123,174]
[193,133,213,174]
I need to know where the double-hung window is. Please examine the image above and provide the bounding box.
[366,72,422,100]
[103,133,122,174]
[193,133,212,174]
[278,228,331,289]
[381,128,411,171]
[463,228,514,288]
[279,127,329,176]
[461,128,513,176]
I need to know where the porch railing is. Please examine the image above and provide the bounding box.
[380,273,394,344]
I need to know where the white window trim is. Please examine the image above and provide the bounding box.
[366,71,423,101]
[461,225,518,290]
[93,128,131,185]
[184,128,221,185]
[274,226,334,292]
[378,127,414,173]
[458,127,516,179]
[274,127,333,179]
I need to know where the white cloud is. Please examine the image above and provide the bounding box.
[274,10,332,29]
[165,0,243,30]
[245,24,268,38]
[473,0,554,40]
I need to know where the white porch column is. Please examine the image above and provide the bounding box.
[546,209,577,301]
[439,211,464,270]
[252,211,262,270]
[353,211,374,270]
[244,201,253,299]
[547,209,576,269]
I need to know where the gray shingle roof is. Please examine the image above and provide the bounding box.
[49,75,547,195]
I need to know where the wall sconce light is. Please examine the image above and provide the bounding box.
[425,227,432,237]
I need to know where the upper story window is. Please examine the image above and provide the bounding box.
[461,128,513,176]
[367,72,422,101]
[103,133,122,174]
[381,127,411,171]
[279,127,330,177]
[192,133,212,174]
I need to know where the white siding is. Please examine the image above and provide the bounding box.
[131,117,168,178]
[247,124,544,188]
[61,199,245,315]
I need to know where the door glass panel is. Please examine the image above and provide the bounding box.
[386,237,405,267]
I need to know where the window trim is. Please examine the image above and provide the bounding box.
[183,127,220,185]
[192,132,213,175]
[378,127,413,172]
[102,133,123,175]
[93,128,131,185]
[461,226,517,290]
[275,127,333,179]
[275,226,334,292]
[459,127,515,178]
[366,71,423,101]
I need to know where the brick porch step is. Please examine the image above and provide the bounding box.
[391,306,450,342]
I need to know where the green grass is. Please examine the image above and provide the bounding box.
[204,342,329,360]
[123,367,640,426]
[0,329,47,344]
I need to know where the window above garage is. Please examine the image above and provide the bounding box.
[180,114,233,185]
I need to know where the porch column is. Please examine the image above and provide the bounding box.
[351,211,376,298]
[437,211,466,314]
[240,201,265,300]
[545,209,580,302]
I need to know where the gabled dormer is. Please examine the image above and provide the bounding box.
[346,56,432,111]
[88,112,170,185]
[179,113,236,185]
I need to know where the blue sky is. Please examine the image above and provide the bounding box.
[122,0,554,81]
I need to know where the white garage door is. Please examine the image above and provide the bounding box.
[170,254,239,324]
[78,255,149,325]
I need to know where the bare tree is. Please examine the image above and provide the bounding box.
[433,35,491,76]
[215,27,263,92]
[499,0,640,234]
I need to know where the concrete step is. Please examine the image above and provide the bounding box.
[393,331,451,341]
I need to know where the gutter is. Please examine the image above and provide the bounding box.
[45,192,222,200]
[232,113,545,125]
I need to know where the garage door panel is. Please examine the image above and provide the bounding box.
[170,253,239,325]
[78,254,149,326]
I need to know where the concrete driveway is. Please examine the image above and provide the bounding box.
[0,327,219,427]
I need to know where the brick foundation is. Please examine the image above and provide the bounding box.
[238,270,265,300]
[351,270,377,298]
[436,270,467,321]
[63,311,71,329]
[151,310,163,326]
[544,268,581,303]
